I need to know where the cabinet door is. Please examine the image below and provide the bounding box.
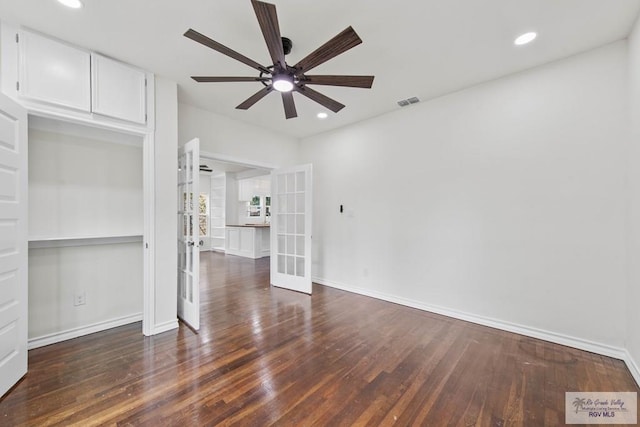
[18,29,91,111]
[91,53,146,124]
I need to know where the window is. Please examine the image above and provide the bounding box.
[246,195,271,221]
[247,195,262,217]
[265,196,271,217]
[199,193,208,236]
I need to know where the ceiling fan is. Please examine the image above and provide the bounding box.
[184,0,374,119]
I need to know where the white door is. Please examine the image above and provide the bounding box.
[177,138,200,330]
[0,94,28,397]
[270,164,313,294]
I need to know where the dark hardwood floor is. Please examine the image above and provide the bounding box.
[1,252,638,426]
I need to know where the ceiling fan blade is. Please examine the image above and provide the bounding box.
[236,86,274,110]
[251,0,286,70]
[293,26,362,73]
[281,91,297,119]
[295,86,345,113]
[184,28,270,74]
[192,76,270,83]
[301,75,374,88]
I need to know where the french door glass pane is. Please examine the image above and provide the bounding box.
[286,255,295,275]
[296,257,305,277]
[286,173,295,192]
[287,194,295,213]
[278,195,287,213]
[278,235,285,254]
[286,214,295,233]
[296,236,304,256]
[296,214,304,234]
[286,235,295,255]
[181,272,187,298]
[278,255,285,273]
[187,155,193,182]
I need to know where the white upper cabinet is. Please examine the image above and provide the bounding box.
[18,29,91,112]
[238,176,271,200]
[1,24,151,127]
[91,53,146,124]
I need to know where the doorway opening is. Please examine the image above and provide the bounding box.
[178,150,275,331]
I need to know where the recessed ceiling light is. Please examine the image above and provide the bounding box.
[317,112,328,119]
[514,32,537,46]
[57,0,83,8]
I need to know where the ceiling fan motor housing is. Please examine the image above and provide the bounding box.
[282,37,292,55]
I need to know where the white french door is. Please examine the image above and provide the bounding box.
[0,94,28,397]
[270,164,313,294]
[177,138,200,330]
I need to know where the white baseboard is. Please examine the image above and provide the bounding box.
[313,277,628,361]
[151,319,179,335]
[624,350,640,387]
[28,313,143,350]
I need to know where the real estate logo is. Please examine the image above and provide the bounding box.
[566,392,637,424]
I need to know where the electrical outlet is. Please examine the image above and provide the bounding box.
[74,292,86,306]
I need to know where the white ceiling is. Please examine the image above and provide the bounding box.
[1,0,639,139]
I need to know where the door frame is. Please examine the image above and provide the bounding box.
[200,150,280,172]
[26,110,156,338]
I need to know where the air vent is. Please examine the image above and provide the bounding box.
[397,96,420,107]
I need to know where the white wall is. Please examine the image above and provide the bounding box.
[626,16,640,383]
[153,77,179,332]
[178,103,299,168]
[300,42,630,353]
[226,173,239,226]
[29,243,142,339]
[29,129,143,238]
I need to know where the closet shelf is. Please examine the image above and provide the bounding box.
[28,234,143,249]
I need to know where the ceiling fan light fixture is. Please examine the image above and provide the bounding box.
[56,0,83,8]
[514,32,537,46]
[272,76,294,92]
[184,1,374,118]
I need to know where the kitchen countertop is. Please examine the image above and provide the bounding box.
[226,224,271,228]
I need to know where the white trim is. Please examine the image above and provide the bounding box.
[28,234,142,249]
[313,277,628,361]
[235,168,271,180]
[143,130,155,336]
[29,115,143,147]
[151,319,179,335]
[24,103,151,135]
[200,150,279,170]
[28,313,143,349]
[624,350,640,387]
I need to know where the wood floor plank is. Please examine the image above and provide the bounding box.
[0,252,638,425]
